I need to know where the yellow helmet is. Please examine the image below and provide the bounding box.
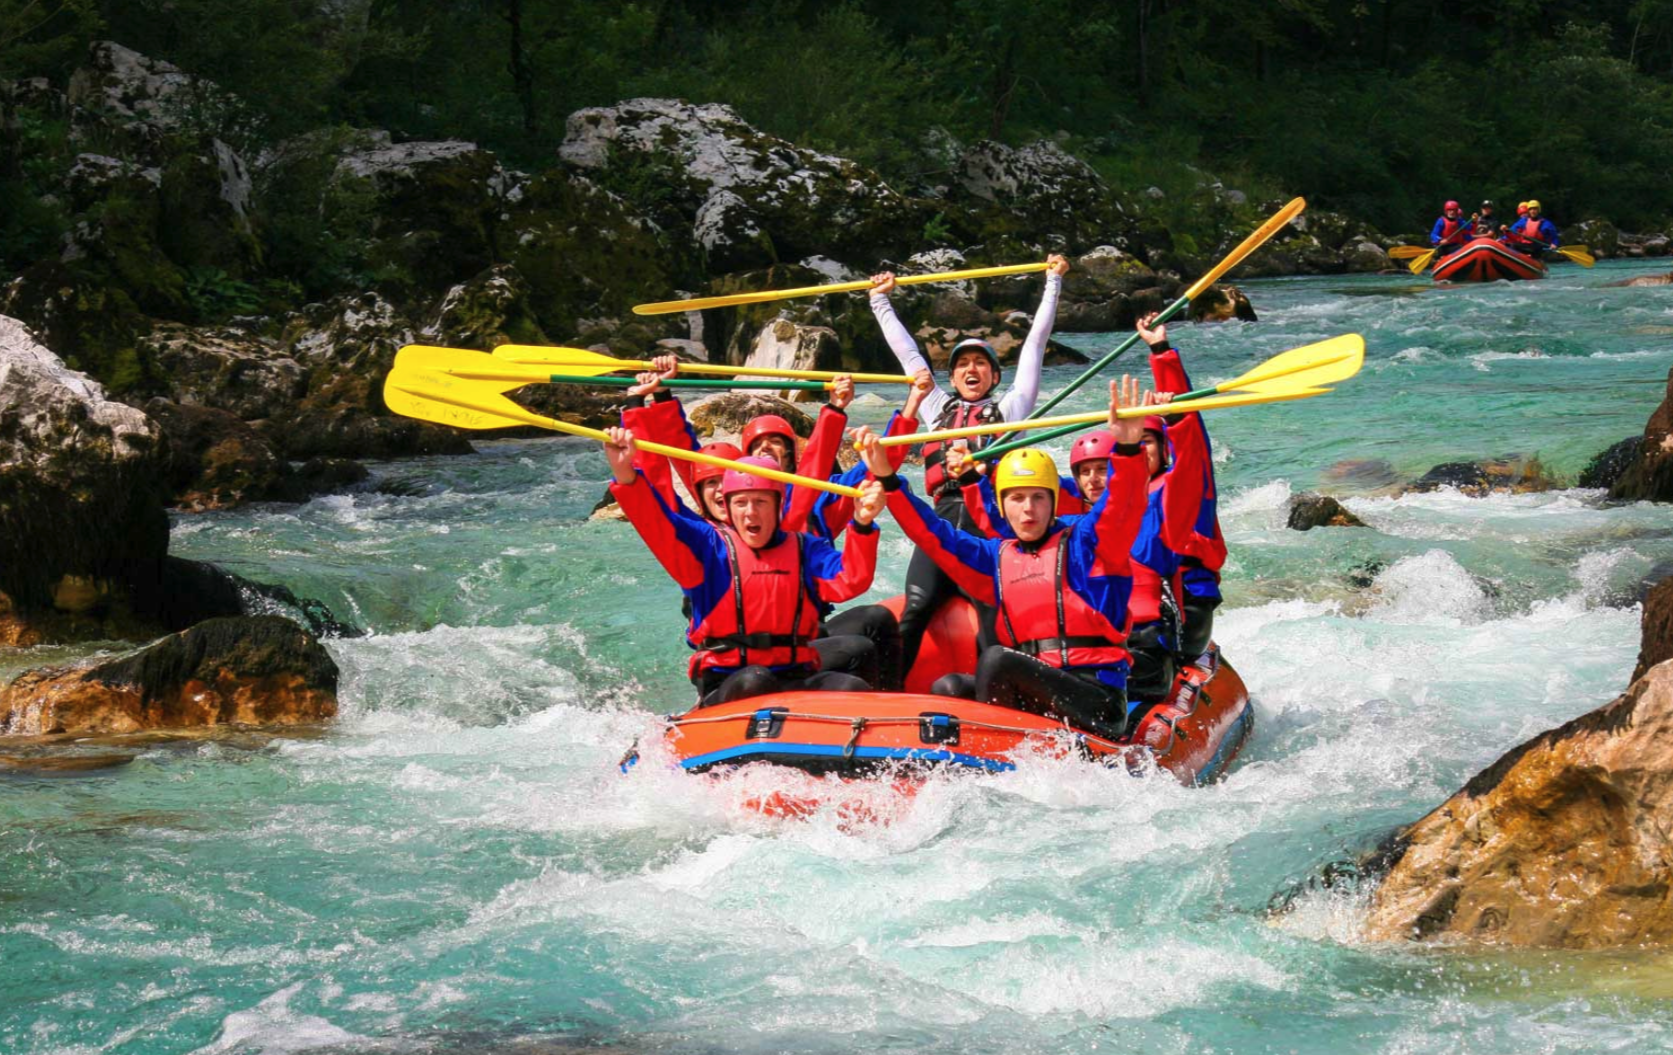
[1526,199,1541,210]
[993,448,1059,514]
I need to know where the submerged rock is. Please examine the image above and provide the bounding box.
[1286,492,1368,531]
[1321,458,1400,492]
[1607,366,1673,504]
[1363,652,1673,948]
[0,615,338,737]
[1403,455,1561,497]
[1579,436,1641,490]
[1605,271,1673,287]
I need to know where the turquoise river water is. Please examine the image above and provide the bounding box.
[5,259,1673,1054]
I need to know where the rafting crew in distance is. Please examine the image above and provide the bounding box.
[1429,200,1475,257]
[1502,199,1560,257]
[852,376,1154,740]
[868,253,1071,678]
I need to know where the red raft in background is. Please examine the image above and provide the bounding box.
[1431,237,1547,283]
[641,597,1254,796]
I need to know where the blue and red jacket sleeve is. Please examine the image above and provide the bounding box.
[883,479,1001,605]
[806,411,916,540]
[1541,219,1560,247]
[782,405,847,533]
[962,472,1083,540]
[621,396,700,509]
[802,520,880,604]
[610,471,720,590]
[1151,346,1227,571]
[1429,217,1447,245]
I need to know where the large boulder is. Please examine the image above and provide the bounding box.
[274,292,472,459]
[1362,652,1673,948]
[0,616,338,737]
[1562,219,1619,259]
[738,318,843,403]
[0,316,168,645]
[137,321,305,421]
[1604,271,1673,287]
[559,98,921,272]
[942,140,1134,256]
[683,392,814,439]
[1608,366,1673,503]
[146,398,285,509]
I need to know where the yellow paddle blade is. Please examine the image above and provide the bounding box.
[1386,246,1430,260]
[1213,335,1365,394]
[383,367,863,498]
[395,345,551,388]
[1407,248,1438,275]
[491,344,911,384]
[1558,246,1596,267]
[633,261,1051,316]
[1184,197,1306,300]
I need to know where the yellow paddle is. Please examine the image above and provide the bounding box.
[382,366,864,498]
[991,198,1307,440]
[974,334,1365,460]
[877,385,1334,448]
[480,343,913,383]
[631,261,1051,316]
[1387,246,1430,260]
[1555,245,1595,267]
[394,345,832,390]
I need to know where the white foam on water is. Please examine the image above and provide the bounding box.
[192,983,378,1055]
[1366,550,1490,625]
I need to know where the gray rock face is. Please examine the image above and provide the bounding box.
[0,315,168,638]
[740,318,842,402]
[138,322,305,421]
[559,98,918,270]
[66,41,197,127]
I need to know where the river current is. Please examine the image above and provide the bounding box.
[5,260,1673,1054]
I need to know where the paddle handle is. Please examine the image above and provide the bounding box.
[545,374,830,391]
[632,262,1051,316]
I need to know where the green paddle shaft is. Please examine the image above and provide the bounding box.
[545,374,828,391]
[975,294,1190,458]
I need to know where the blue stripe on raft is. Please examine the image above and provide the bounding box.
[679,742,1017,772]
[1191,700,1254,786]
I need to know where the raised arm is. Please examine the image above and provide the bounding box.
[783,391,851,532]
[605,427,716,589]
[1081,377,1150,568]
[858,428,1000,604]
[803,481,884,604]
[997,254,1068,420]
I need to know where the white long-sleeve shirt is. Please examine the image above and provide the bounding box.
[868,272,1062,427]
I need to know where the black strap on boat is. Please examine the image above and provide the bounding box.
[842,717,867,760]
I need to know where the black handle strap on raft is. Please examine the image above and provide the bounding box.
[842,717,867,760]
[918,712,961,745]
[745,707,789,740]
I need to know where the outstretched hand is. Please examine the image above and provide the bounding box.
[1136,311,1167,347]
[626,354,679,397]
[869,271,897,296]
[604,426,638,484]
[1046,252,1070,277]
[1108,375,1146,445]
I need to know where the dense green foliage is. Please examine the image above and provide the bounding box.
[4,0,1673,251]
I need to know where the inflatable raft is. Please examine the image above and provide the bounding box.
[1431,237,1546,283]
[636,598,1254,797]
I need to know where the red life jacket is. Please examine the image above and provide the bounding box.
[1127,477,1183,626]
[993,530,1129,670]
[1439,216,1468,243]
[688,527,819,674]
[1513,217,1542,241]
[923,399,1003,497]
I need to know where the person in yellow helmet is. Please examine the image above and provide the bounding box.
[1504,199,1561,256]
[855,376,1151,740]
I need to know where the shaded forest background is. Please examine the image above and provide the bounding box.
[6,0,1673,251]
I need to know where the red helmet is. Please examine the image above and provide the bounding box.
[692,442,743,486]
[720,455,786,502]
[1142,415,1169,435]
[1444,200,1460,211]
[1069,429,1117,469]
[740,415,796,456]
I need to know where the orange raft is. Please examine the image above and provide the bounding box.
[1431,237,1547,283]
[648,598,1254,788]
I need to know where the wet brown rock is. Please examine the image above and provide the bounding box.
[1363,655,1673,948]
[1608,366,1673,504]
[684,392,813,439]
[1286,492,1368,531]
[1187,284,1258,323]
[1321,458,1400,492]
[0,616,338,737]
[1636,577,1673,684]
[1604,271,1673,288]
